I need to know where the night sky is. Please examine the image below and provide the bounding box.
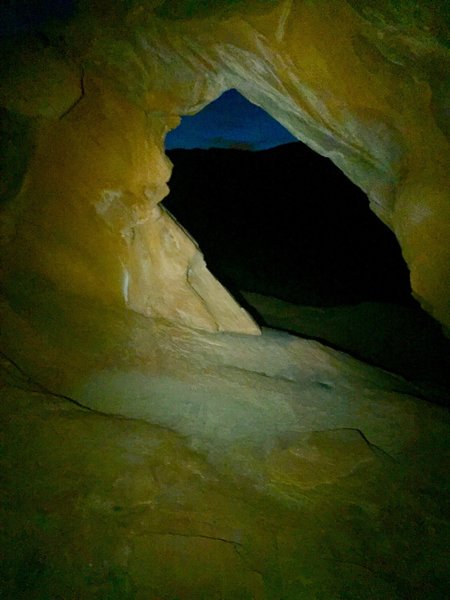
[0,0,75,35]
[165,90,297,151]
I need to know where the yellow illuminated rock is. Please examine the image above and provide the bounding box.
[0,1,449,597]
[1,0,449,333]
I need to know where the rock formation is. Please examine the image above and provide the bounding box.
[1,0,449,336]
[0,1,449,597]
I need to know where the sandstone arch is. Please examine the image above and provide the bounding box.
[1,0,449,343]
[1,3,450,597]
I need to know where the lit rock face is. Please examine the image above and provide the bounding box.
[1,0,449,335]
[0,70,257,335]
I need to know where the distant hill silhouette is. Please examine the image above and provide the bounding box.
[163,142,413,307]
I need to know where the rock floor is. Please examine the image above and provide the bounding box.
[1,298,449,598]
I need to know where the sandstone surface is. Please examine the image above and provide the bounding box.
[0,1,449,597]
[1,0,449,332]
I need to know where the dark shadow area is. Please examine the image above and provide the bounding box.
[164,143,412,306]
[163,142,450,400]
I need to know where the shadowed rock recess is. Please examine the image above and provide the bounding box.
[0,1,449,598]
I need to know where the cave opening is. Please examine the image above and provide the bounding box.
[162,90,450,392]
[164,90,412,308]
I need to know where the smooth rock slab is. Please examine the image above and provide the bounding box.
[1,351,449,599]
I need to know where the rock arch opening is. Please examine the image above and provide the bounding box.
[162,90,450,389]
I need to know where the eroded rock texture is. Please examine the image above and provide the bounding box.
[1,0,450,333]
[0,1,449,598]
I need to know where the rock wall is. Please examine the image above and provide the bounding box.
[0,0,449,349]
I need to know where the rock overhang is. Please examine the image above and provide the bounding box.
[1,0,449,335]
